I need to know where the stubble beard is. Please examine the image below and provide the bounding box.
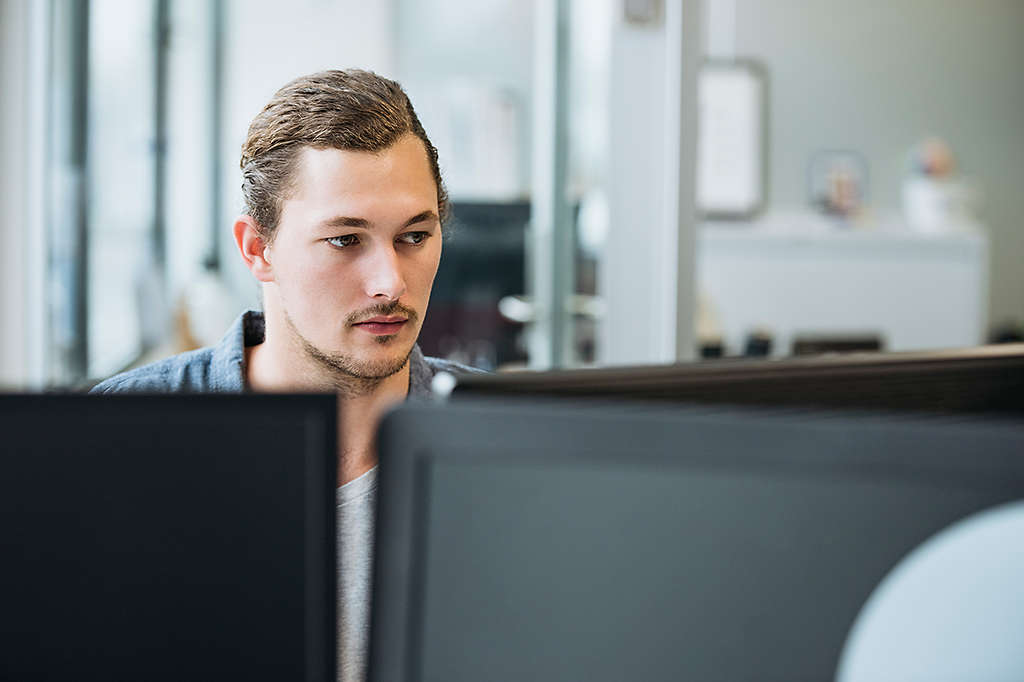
[283,303,418,397]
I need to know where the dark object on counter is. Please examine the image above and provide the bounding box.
[792,333,883,356]
[700,340,725,358]
[990,321,1024,344]
[744,330,773,357]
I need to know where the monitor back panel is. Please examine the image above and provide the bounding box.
[0,394,336,682]
[452,344,1024,414]
[371,400,1024,681]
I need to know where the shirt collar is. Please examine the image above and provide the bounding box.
[207,311,252,392]
[407,344,435,399]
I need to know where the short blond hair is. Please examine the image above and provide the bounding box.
[240,69,448,241]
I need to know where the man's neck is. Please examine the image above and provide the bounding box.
[333,379,407,485]
[245,318,410,487]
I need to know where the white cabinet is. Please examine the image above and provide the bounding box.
[697,215,989,356]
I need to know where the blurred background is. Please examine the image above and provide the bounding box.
[1,0,1022,389]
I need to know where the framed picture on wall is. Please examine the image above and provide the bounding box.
[697,59,768,219]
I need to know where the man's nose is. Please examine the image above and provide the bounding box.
[364,244,407,301]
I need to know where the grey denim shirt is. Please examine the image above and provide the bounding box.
[90,310,472,396]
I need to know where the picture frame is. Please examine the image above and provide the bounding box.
[697,59,769,220]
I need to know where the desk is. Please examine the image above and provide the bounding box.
[698,215,989,355]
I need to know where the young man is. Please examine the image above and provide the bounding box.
[91,69,476,682]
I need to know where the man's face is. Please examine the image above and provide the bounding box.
[266,134,442,380]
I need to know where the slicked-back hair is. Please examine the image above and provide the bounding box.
[240,69,448,242]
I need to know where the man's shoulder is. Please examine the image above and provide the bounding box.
[90,310,254,394]
[89,347,220,394]
[408,348,487,399]
[423,355,487,377]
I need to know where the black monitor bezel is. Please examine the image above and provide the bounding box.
[0,393,338,682]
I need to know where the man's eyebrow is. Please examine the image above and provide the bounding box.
[318,215,370,229]
[317,210,439,231]
[402,210,439,228]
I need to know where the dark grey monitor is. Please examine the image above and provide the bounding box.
[370,399,1024,681]
[0,394,337,682]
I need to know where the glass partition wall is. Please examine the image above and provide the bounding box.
[46,0,164,385]
[44,0,222,387]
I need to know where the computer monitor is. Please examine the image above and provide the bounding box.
[0,394,337,682]
[452,343,1024,414]
[370,398,1024,681]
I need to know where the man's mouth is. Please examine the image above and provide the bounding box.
[352,316,409,336]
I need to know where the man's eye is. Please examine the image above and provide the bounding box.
[326,235,359,248]
[398,231,428,245]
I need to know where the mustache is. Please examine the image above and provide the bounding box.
[346,301,418,326]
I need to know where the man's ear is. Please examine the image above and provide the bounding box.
[232,215,274,283]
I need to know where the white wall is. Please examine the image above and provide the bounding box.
[731,0,1024,328]
[600,0,701,366]
[217,0,397,311]
[393,0,534,200]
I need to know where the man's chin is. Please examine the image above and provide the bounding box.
[284,308,416,382]
[370,331,402,346]
[309,340,414,381]
[346,351,412,380]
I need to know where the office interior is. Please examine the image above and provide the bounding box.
[2,0,1024,678]
[2,0,1023,387]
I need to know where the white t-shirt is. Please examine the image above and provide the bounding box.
[337,466,378,682]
